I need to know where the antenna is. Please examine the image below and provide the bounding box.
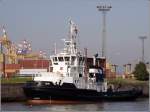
[54,43,57,54]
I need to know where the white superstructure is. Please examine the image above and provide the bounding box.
[34,20,107,91]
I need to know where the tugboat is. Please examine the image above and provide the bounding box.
[23,20,142,103]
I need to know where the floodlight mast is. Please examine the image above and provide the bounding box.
[97,5,112,58]
[139,36,147,63]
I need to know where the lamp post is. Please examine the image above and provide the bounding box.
[97,5,112,58]
[139,36,147,63]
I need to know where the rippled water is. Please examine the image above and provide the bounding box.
[1,98,149,111]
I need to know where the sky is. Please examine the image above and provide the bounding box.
[0,0,150,68]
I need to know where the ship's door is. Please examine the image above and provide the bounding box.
[95,68,104,82]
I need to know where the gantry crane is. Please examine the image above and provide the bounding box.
[0,26,17,64]
[0,26,47,64]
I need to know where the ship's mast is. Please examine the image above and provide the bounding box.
[54,43,57,54]
[69,20,78,54]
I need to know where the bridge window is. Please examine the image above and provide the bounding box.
[79,74,82,77]
[53,58,55,61]
[53,57,58,62]
[72,56,76,61]
[89,73,94,78]
[54,57,58,61]
[58,57,64,61]
[65,57,70,61]
[71,56,76,64]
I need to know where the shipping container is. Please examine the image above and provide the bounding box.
[5,64,20,69]
[3,64,20,77]
[18,59,51,69]
[86,57,106,68]
[19,69,48,77]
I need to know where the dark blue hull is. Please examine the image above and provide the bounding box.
[23,81,142,102]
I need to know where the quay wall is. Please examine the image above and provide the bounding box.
[1,83,26,102]
[112,83,149,97]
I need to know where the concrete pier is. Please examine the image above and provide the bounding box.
[1,83,26,102]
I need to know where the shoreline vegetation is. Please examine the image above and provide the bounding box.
[1,76,148,85]
[1,77,32,84]
[108,78,149,86]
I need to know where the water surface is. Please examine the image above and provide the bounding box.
[1,98,149,112]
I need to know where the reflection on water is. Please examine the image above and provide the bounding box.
[1,98,149,111]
